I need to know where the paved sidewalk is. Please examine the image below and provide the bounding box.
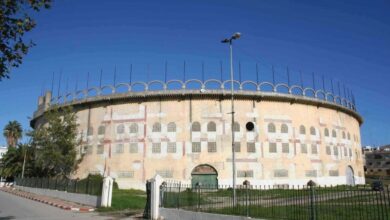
[0,187,95,212]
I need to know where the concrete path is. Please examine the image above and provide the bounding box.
[0,187,95,212]
[0,190,112,220]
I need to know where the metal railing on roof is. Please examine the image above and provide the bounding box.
[50,79,357,111]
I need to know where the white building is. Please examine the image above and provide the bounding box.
[0,146,7,182]
[0,146,7,160]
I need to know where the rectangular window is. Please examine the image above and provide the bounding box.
[237,170,254,178]
[301,144,307,154]
[326,146,331,155]
[274,169,288,177]
[311,144,318,154]
[156,170,173,178]
[329,170,339,176]
[247,143,256,153]
[152,143,161,154]
[344,147,347,157]
[305,170,317,177]
[192,142,201,153]
[234,142,241,152]
[333,146,339,156]
[269,143,277,153]
[167,142,177,153]
[97,145,104,154]
[207,142,217,153]
[129,143,138,153]
[349,148,352,157]
[118,171,134,178]
[282,143,289,153]
[115,144,124,154]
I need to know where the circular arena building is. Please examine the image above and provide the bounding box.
[31,78,365,189]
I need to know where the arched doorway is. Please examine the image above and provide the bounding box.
[346,166,355,185]
[191,164,218,188]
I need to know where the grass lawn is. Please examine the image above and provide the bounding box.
[97,188,146,212]
[162,185,390,219]
[162,185,372,208]
[207,204,390,220]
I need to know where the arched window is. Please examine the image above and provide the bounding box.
[332,130,337,138]
[192,122,201,132]
[268,123,276,133]
[299,125,306,135]
[152,122,161,132]
[347,132,351,140]
[233,122,240,132]
[87,127,93,136]
[117,124,124,134]
[167,122,176,132]
[98,125,105,135]
[130,123,138,133]
[281,124,288,133]
[324,128,329,137]
[310,127,316,136]
[342,131,346,139]
[207,121,216,132]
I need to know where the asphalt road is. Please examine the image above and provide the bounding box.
[0,190,112,220]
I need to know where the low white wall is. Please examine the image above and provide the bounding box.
[15,185,101,207]
[116,179,145,190]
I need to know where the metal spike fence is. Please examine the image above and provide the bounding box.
[161,183,390,220]
[14,177,103,196]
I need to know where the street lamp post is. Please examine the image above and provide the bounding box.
[21,146,27,178]
[222,32,241,205]
[21,141,34,179]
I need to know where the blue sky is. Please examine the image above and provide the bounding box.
[0,0,389,146]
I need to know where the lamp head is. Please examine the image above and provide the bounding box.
[232,32,241,40]
[221,38,230,43]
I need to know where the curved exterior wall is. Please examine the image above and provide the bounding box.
[32,90,364,190]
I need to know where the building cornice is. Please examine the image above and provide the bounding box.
[30,90,363,128]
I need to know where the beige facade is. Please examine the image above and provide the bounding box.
[32,90,364,189]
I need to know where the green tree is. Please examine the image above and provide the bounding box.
[3,120,23,147]
[0,143,35,178]
[0,0,51,80]
[29,106,82,178]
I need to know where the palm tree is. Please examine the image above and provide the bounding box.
[3,120,23,147]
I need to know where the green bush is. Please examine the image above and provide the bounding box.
[113,180,119,189]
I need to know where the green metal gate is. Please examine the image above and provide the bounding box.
[191,164,218,188]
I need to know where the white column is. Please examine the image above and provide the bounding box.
[150,174,163,220]
[100,176,113,207]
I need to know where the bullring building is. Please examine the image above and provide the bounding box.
[31,78,365,189]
